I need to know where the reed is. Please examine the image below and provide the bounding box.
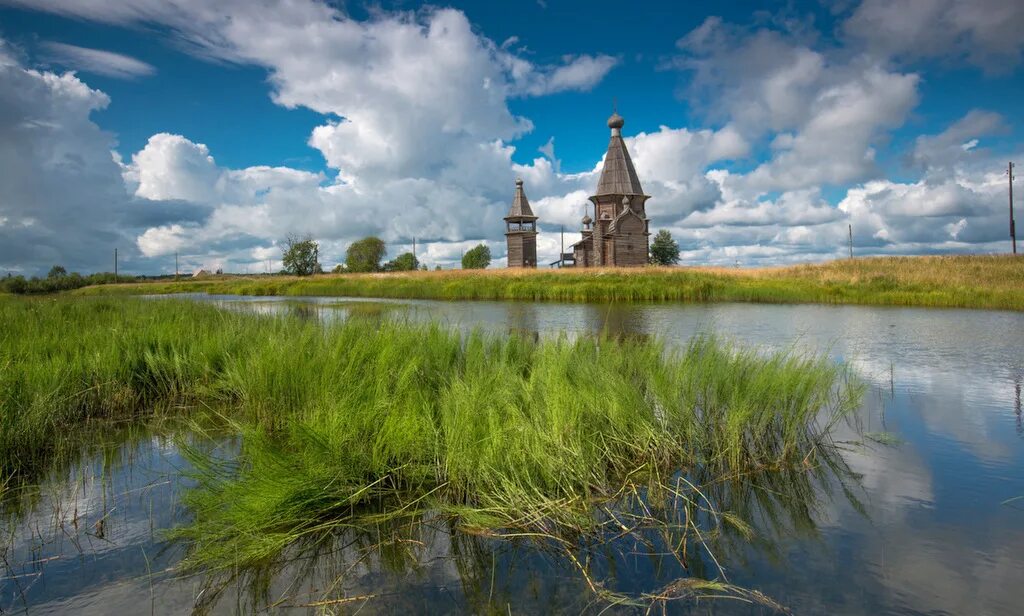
[74,254,1024,310]
[0,295,862,609]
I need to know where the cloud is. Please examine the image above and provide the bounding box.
[41,42,155,79]
[136,223,188,257]
[672,18,920,196]
[125,133,219,202]
[0,2,1020,273]
[910,109,1007,170]
[844,0,1024,69]
[0,50,130,274]
[0,2,625,272]
[739,65,919,193]
[512,54,619,96]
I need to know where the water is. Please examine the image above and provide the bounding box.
[3,297,1023,614]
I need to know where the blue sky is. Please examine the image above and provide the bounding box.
[0,0,1022,274]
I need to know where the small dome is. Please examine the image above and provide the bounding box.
[607,112,625,130]
[515,177,524,186]
[582,214,593,225]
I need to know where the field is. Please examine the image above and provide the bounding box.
[0,295,862,609]
[74,255,1024,310]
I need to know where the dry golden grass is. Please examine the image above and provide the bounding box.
[76,254,1024,310]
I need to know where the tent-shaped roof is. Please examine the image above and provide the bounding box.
[593,114,644,197]
[505,178,537,220]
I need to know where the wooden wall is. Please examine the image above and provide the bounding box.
[506,233,537,268]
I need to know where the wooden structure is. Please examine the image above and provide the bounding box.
[550,225,576,267]
[571,112,650,267]
[505,178,538,268]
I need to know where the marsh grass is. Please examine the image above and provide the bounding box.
[1,295,864,611]
[75,254,1024,310]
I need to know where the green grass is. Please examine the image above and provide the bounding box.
[0,295,863,609]
[74,254,1024,310]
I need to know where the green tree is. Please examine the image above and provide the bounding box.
[345,237,386,273]
[47,265,67,279]
[383,252,418,272]
[282,234,320,276]
[461,244,491,270]
[649,229,680,266]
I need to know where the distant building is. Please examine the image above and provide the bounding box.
[505,111,650,268]
[572,112,650,267]
[505,178,538,268]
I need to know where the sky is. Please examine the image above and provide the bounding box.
[0,0,1022,275]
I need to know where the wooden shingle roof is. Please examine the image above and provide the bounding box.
[594,115,644,197]
[505,178,537,220]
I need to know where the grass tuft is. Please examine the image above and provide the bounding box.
[1,295,864,611]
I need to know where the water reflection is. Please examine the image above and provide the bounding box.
[505,302,539,340]
[1015,372,1022,436]
[3,431,863,614]
[584,303,651,343]
[5,297,1024,614]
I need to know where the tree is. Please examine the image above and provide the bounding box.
[282,234,320,276]
[462,244,491,270]
[47,265,67,279]
[384,252,418,272]
[649,229,680,266]
[2,275,27,294]
[345,237,386,273]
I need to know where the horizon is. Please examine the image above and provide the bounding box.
[1,0,1022,276]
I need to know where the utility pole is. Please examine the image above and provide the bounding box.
[848,224,853,259]
[1010,162,1017,255]
[114,248,118,283]
[560,224,565,267]
[412,237,417,266]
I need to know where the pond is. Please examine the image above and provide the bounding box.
[3,296,1023,614]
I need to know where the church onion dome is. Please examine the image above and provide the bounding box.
[582,214,593,226]
[607,112,625,129]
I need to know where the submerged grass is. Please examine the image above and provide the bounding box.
[1,295,864,610]
[74,254,1024,310]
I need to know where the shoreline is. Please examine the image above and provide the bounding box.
[69,255,1024,311]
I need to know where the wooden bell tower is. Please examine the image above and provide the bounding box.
[505,178,538,268]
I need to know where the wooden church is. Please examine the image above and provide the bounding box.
[506,111,650,268]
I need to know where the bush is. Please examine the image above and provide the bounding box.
[383,252,418,272]
[346,237,386,273]
[1,271,137,295]
[650,230,680,266]
[462,244,491,270]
